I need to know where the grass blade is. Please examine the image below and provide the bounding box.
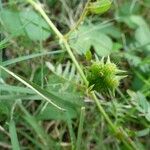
[9,119,20,150]
[0,65,64,110]
[2,50,64,66]
[65,111,76,150]
[76,107,85,150]
[18,104,56,150]
[0,84,34,94]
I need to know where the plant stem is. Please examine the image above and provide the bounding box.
[26,0,138,149]
[26,0,63,40]
[91,91,116,131]
[26,0,88,85]
[63,40,88,85]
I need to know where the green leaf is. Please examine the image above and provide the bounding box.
[20,9,51,41]
[0,8,51,41]
[9,120,20,150]
[69,23,113,56]
[0,66,83,120]
[88,0,111,15]
[36,88,83,120]
[38,63,84,120]
[0,38,9,50]
[125,53,141,67]
[100,26,122,39]
[37,103,77,120]
[2,50,64,66]
[0,65,63,110]
[0,9,25,36]
[136,128,150,137]
[130,16,150,51]
[116,2,141,28]
[112,42,123,51]
[0,100,9,122]
[128,90,150,122]
[19,104,56,149]
[0,84,34,94]
[76,107,85,150]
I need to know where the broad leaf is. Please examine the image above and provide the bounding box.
[0,9,25,36]
[20,9,51,41]
[130,16,150,51]
[69,23,113,56]
[0,8,51,41]
[128,90,150,122]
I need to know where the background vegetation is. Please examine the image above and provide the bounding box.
[0,0,150,149]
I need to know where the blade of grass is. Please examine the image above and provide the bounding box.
[0,84,35,94]
[18,103,54,150]
[18,129,44,150]
[0,65,64,110]
[76,107,85,150]
[2,50,64,66]
[0,95,41,100]
[9,119,20,150]
[65,111,76,150]
[0,38,9,50]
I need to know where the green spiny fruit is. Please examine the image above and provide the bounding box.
[87,57,126,93]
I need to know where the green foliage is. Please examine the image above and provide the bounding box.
[0,100,10,123]
[128,90,150,122]
[69,23,113,56]
[130,16,150,51]
[0,0,150,149]
[9,120,20,150]
[0,8,51,40]
[1,9,25,36]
